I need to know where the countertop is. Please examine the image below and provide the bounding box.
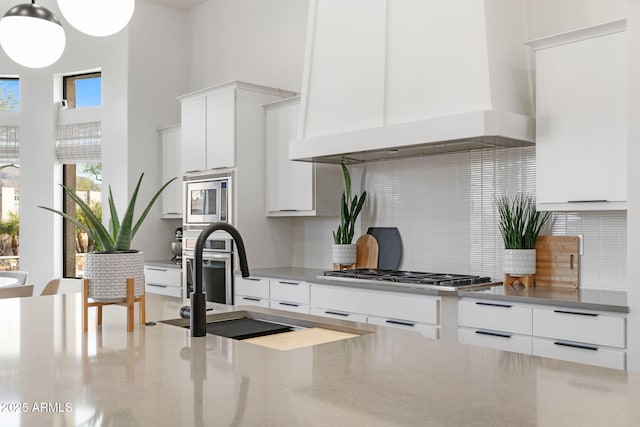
[2,292,639,426]
[251,267,629,312]
[144,259,182,269]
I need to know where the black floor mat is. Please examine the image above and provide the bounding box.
[204,317,293,340]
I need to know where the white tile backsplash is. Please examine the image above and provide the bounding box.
[292,146,627,291]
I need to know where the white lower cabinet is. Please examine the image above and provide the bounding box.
[269,279,311,314]
[144,265,182,298]
[532,307,626,370]
[458,328,532,354]
[309,307,367,323]
[310,284,440,337]
[234,276,270,307]
[458,298,627,369]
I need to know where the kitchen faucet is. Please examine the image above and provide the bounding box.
[190,222,250,337]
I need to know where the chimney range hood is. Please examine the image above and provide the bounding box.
[290,0,535,164]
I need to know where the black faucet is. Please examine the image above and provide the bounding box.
[190,222,250,337]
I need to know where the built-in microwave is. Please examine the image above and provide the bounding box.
[184,172,232,225]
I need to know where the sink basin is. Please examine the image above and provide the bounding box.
[161,308,373,349]
[202,317,294,340]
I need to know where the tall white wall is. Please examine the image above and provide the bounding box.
[187,0,309,92]
[126,2,189,259]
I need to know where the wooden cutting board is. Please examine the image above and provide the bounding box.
[534,236,580,288]
[355,234,379,269]
[243,328,359,351]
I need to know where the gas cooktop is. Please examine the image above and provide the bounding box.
[317,269,501,291]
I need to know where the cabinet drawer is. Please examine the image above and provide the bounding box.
[270,280,310,304]
[234,276,270,299]
[310,307,367,323]
[532,308,625,348]
[270,300,311,314]
[234,295,270,308]
[311,285,439,325]
[145,283,181,298]
[367,316,438,339]
[458,327,532,355]
[144,266,181,287]
[459,299,532,335]
[532,338,625,370]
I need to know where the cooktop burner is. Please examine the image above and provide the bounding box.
[320,269,498,290]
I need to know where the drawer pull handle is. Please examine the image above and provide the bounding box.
[568,200,608,203]
[554,341,598,351]
[242,297,261,302]
[278,302,300,307]
[243,277,261,282]
[475,330,512,339]
[476,302,512,308]
[553,310,598,317]
[279,281,299,286]
[325,311,348,317]
[385,320,415,327]
[147,283,168,288]
[146,267,168,272]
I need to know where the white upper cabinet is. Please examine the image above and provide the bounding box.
[264,96,341,216]
[529,21,627,211]
[178,81,295,174]
[159,125,182,218]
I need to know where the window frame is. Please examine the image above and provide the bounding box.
[63,72,101,109]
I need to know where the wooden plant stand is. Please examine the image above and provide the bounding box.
[504,273,535,288]
[82,278,146,333]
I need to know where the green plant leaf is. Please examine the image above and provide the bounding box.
[131,176,177,238]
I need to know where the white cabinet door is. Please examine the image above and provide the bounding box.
[269,279,310,304]
[180,96,207,173]
[301,0,386,138]
[206,89,236,169]
[458,299,532,336]
[533,25,626,210]
[160,125,182,217]
[265,97,314,213]
[458,328,532,355]
[144,266,182,298]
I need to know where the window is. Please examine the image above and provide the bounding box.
[63,72,101,109]
[63,162,102,278]
[0,77,19,111]
[0,163,20,271]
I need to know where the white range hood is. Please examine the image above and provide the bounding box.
[290,0,535,164]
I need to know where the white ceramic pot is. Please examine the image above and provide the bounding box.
[84,251,145,301]
[332,244,357,266]
[503,249,536,276]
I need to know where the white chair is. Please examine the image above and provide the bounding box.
[41,278,82,296]
[0,270,28,286]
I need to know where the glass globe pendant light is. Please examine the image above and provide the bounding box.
[0,1,66,68]
[57,0,135,37]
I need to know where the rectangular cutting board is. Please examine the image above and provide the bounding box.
[534,236,580,288]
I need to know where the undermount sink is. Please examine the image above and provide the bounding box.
[161,308,372,350]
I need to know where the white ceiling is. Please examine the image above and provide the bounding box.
[144,0,206,11]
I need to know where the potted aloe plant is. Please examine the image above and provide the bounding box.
[496,193,550,276]
[40,173,176,301]
[332,163,366,267]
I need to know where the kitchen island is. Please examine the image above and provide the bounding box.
[1,292,639,426]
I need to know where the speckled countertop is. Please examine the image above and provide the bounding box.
[2,292,640,426]
[251,267,629,312]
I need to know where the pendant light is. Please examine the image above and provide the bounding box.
[57,0,135,37]
[0,1,66,68]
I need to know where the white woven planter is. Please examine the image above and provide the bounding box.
[503,249,536,276]
[332,244,356,265]
[84,251,145,302]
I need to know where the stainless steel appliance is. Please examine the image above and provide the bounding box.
[184,171,232,226]
[183,236,233,305]
[317,269,501,291]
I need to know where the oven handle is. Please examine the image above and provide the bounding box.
[183,251,232,261]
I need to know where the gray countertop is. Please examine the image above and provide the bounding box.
[144,259,182,269]
[251,267,629,313]
[3,293,639,426]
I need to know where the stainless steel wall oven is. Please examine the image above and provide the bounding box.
[182,236,233,305]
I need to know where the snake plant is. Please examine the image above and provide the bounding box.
[496,193,550,249]
[332,163,367,244]
[39,173,176,252]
